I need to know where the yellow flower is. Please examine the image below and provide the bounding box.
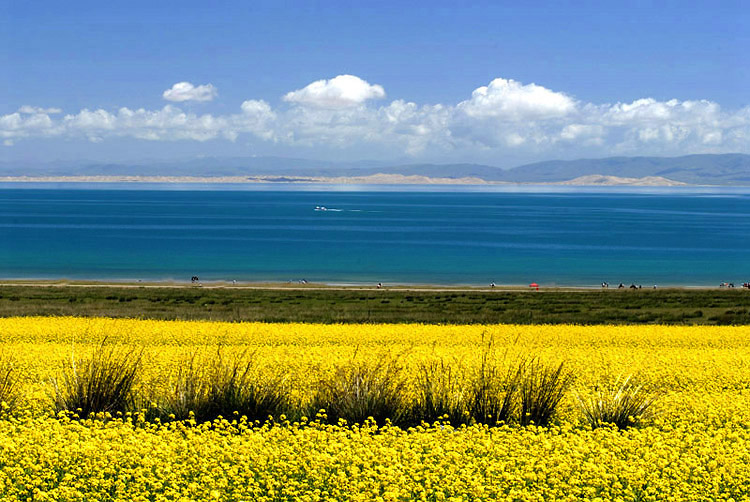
[0,317,748,500]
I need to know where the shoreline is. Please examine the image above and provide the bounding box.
[0,278,739,292]
[0,174,698,187]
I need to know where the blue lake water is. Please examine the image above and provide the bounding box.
[1,183,749,286]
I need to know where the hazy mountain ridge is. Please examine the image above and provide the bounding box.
[502,154,750,185]
[1,154,749,185]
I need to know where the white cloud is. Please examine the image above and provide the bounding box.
[560,124,604,141]
[61,106,236,142]
[2,76,750,160]
[0,110,60,140]
[162,82,218,102]
[18,106,62,114]
[235,100,277,141]
[0,100,278,144]
[457,78,576,120]
[283,75,386,108]
[590,97,742,154]
[602,98,720,126]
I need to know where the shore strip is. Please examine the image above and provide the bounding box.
[0,279,732,292]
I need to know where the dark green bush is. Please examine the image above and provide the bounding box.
[0,357,21,417]
[468,349,521,425]
[578,375,660,430]
[409,360,469,426]
[161,350,292,423]
[519,359,574,426]
[53,344,142,417]
[312,357,408,426]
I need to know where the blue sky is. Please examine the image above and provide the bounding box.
[2,0,748,167]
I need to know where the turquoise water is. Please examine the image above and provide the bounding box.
[1,184,749,286]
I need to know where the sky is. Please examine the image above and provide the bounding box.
[1,0,748,168]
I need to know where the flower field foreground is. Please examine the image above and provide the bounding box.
[0,317,749,501]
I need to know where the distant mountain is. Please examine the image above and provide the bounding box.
[503,154,750,185]
[0,156,506,180]
[0,156,390,177]
[365,154,750,185]
[346,163,507,180]
[2,153,749,185]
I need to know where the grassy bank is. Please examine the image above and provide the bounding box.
[1,284,749,324]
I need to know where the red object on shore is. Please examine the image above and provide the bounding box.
[529,282,539,290]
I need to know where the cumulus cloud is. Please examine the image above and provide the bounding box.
[0,99,279,145]
[2,75,749,160]
[61,104,278,142]
[162,82,218,102]
[458,78,576,120]
[0,109,60,140]
[283,75,386,108]
[560,124,604,141]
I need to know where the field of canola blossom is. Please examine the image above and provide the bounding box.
[0,317,749,501]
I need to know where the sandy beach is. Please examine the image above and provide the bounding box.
[0,173,686,186]
[0,278,728,292]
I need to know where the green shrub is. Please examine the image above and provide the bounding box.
[519,359,574,426]
[161,350,292,423]
[0,357,21,417]
[468,348,521,425]
[312,358,407,426]
[409,360,469,426]
[159,354,208,421]
[578,375,659,429]
[53,344,142,417]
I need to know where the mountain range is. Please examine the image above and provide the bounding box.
[2,153,749,185]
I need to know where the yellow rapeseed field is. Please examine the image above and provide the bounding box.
[1,317,749,501]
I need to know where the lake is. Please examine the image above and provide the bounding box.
[1,183,749,286]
